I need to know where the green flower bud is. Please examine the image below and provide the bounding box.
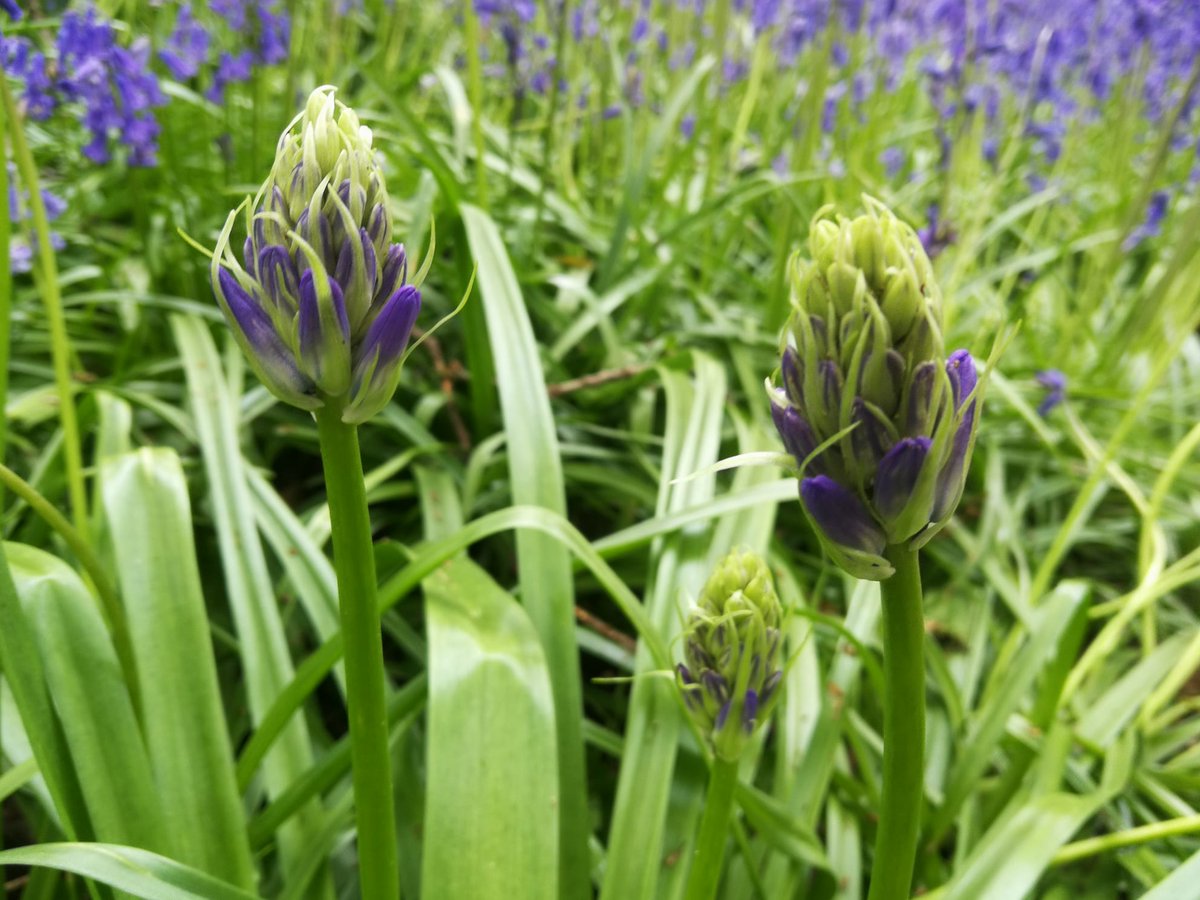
[769,199,986,580]
[677,550,784,762]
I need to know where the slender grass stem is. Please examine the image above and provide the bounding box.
[463,0,488,208]
[1052,813,1200,866]
[0,94,10,506]
[1,79,89,545]
[682,757,740,900]
[868,546,925,900]
[314,405,399,900]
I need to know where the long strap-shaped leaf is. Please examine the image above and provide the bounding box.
[171,315,324,881]
[100,449,257,889]
[0,844,260,900]
[601,356,727,900]
[461,203,589,898]
[421,558,559,899]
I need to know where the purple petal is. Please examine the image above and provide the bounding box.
[800,475,886,554]
[357,285,420,368]
[741,689,759,734]
[874,437,932,522]
[258,245,299,309]
[904,361,938,436]
[216,268,309,392]
[297,269,350,360]
[781,346,803,407]
[771,398,824,473]
[946,350,977,411]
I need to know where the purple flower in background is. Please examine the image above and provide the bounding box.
[881,146,904,177]
[1,0,21,21]
[1123,191,1170,251]
[1035,370,1066,417]
[257,5,291,64]
[8,172,67,273]
[681,114,696,140]
[160,4,210,80]
[207,50,254,103]
[48,6,166,166]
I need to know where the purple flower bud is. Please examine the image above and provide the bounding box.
[780,346,805,404]
[1036,369,1066,417]
[946,350,977,410]
[714,699,731,731]
[904,361,938,436]
[874,437,931,522]
[771,398,824,473]
[741,689,759,734]
[343,285,422,424]
[215,268,314,403]
[800,475,886,555]
[258,245,300,309]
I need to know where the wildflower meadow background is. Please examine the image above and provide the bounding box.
[1,0,1199,898]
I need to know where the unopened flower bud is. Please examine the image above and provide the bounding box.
[769,199,986,579]
[209,87,422,423]
[677,550,784,762]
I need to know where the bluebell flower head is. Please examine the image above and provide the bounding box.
[1035,369,1066,417]
[677,550,784,762]
[210,88,422,424]
[770,200,985,579]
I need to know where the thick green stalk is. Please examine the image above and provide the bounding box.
[868,547,926,900]
[314,406,399,900]
[683,757,740,900]
[1,79,89,544]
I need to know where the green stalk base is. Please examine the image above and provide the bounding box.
[315,407,399,900]
[683,757,740,900]
[867,546,926,900]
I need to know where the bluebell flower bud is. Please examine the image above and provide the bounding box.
[676,550,784,762]
[769,200,985,579]
[209,87,422,423]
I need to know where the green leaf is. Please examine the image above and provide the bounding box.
[601,357,728,900]
[0,844,260,900]
[421,558,558,900]
[0,542,92,840]
[937,792,1105,900]
[1141,846,1200,899]
[171,315,322,876]
[6,542,165,853]
[100,449,256,889]
[461,202,589,898]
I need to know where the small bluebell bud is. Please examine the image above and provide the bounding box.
[677,550,785,762]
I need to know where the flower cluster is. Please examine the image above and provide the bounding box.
[3,5,166,165]
[210,88,421,424]
[770,201,981,580]
[7,168,67,274]
[677,550,784,763]
[160,1,291,103]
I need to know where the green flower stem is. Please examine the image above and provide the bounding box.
[1,79,89,545]
[463,0,488,208]
[682,757,740,900]
[314,406,399,900]
[868,546,926,900]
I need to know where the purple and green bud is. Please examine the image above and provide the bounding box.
[769,200,986,579]
[209,87,422,423]
[676,550,784,762]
